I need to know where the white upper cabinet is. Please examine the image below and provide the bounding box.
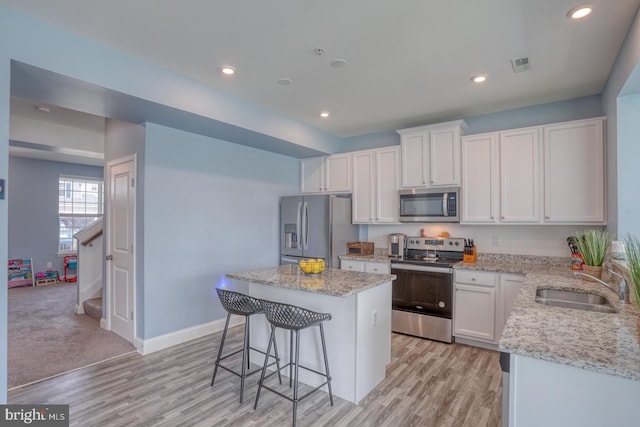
[460,117,606,225]
[352,146,400,224]
[543,118,605,223]
[499,127,541,223]
[301,156,324,193]
[301,153,352,194]
[398,120,466,188]
[461,133,499,223]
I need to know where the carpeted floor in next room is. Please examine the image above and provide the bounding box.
[8,282,136,389]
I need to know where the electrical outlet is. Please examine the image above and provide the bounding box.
[492,235,499,246]
[46,261,52,269]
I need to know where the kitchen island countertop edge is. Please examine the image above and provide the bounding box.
[226,264,396,297]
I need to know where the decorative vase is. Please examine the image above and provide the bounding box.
[581,265,603,282]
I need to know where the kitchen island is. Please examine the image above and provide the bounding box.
[225,265,396,404]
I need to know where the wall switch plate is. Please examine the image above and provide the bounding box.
[47,262,53,269]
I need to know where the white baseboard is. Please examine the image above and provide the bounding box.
[75,304,85,315]
[100,318,107,330]
[135,316,244,355]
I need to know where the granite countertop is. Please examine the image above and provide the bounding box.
[226,264,396,297]
[339,254,394,263]
[496,266,640,382]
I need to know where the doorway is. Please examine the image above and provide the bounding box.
[105,156,136,343]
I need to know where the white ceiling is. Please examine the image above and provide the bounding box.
[2,0,639,138]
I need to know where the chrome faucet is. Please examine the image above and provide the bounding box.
[573,269,629,304]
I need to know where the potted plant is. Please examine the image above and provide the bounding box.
[573,229,611,281]
[624,235,640,308]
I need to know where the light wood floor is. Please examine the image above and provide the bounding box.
[9,325,502,426]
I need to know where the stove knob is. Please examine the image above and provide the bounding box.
[449,241,453,246]
[455,241,460,246]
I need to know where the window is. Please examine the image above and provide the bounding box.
[58,175,104,253]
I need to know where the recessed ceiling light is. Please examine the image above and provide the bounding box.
[221,66,236,76]
[277,78,293,85]
[320,111,330,118]
[331,59,348,68]
[567,5,592,19]
[471,74,487,83]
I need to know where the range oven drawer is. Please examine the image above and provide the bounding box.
[392,309,453,343]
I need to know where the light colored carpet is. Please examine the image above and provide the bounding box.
[8,282,136,389]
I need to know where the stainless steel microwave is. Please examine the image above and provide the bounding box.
[399,187,460,223]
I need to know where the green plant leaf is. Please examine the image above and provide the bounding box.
[624,234,640,308]
[572,229,611,266]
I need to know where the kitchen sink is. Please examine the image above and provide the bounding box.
[535,288,617,313]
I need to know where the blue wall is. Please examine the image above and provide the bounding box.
[8,157,103,274]
[338,95,603,153]
[142,123,298,338]
[603,7,640,238]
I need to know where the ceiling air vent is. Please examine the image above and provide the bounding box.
[511,57,531,73]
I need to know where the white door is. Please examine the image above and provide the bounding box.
[499,127,541,223]
[429,126,460,186]
[400,131,428,187]
[461,133,499,223]
[352,150,375,223]
[375,146,400,223]
[543,118,605,223]
[107,158,135,343]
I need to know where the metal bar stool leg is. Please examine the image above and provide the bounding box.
[254,325,276,410]
[292,329,301,427]
[272,329,283,384]
[289,330,294,388]
[239,315,250,403]
[319,323,334,406]
[211,312,232,386]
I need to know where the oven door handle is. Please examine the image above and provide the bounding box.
[391,264,452,274]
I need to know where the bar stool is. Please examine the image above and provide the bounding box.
[211,288,281,403]
[254,300,333,427]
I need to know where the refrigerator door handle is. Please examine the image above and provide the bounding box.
[296,201,302,249]
[303,201,309,250]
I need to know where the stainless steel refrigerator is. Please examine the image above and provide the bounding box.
[280,194,359,268]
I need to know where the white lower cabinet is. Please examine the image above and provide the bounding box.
[454,270,497,343]
[340,259,390,274]
[454,269,526,347]
[498,273,525,338]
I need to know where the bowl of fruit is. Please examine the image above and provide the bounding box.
[298,258,325,275]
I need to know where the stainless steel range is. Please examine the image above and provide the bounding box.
[390,236,465,343]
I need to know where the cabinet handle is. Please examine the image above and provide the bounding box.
[545,215,550,220]
[471,277,476,281]
[491,216,494,219]
[501,216,505,220]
